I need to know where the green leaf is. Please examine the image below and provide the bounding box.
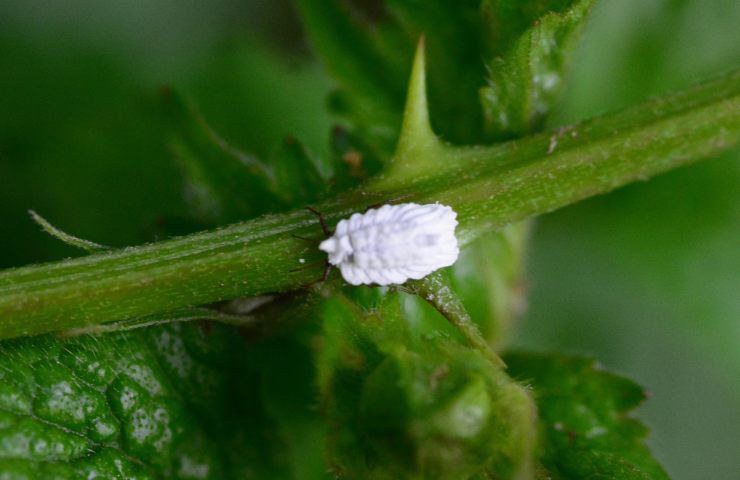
[185,39,335,166]
[164,87,353,224]
[504,352,670,479]
[268,137,327,208]
[481,1,588,53]
[297,0,492,149]
[480,0,596,139]
[0,320,327,479]
[0,30,188,267]
[296,0,407,155]
[300,0,595,149]
[319,293,537,479]
[162,87,278,224]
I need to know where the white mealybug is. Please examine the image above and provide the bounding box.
[318,203,459,286]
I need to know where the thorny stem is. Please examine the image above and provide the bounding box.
[0,70,738,339]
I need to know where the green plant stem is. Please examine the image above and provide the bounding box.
[404,272,506,368]
[0,71,738,339]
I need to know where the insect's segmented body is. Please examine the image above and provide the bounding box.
[319,203,459,286]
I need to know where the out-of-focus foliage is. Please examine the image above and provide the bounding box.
[162,88,278,224]
[0,31,333,266]
[0,30,183,265]
[515,1,740,478]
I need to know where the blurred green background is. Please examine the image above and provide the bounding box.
[0,1,737,478]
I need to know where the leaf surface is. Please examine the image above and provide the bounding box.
[480,0,596,139]
[505,352,670,479]
[319,292,536,479]
[0,321,327,479]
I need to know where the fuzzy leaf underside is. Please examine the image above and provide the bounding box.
[505,352,670,480]
[319,291,537,480]
[480,0,595,139]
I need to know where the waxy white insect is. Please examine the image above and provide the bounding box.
[318,202,459,286]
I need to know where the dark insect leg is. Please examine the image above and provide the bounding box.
[321,262,332,282]
[299,262,332,288]
[291,233,320,244]
[306,206,332,237]
[198,319,213,336]
[365,193,416,212]
[294,207,332,288]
